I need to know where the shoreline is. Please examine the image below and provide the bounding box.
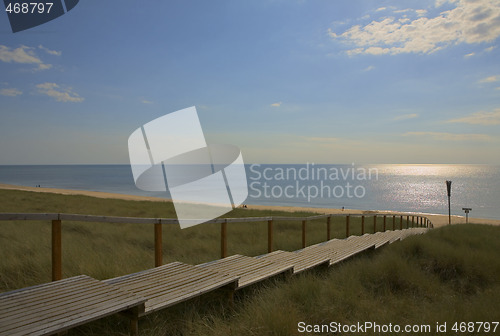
[1,183,499,228]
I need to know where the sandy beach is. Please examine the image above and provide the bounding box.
[1,183,499,228]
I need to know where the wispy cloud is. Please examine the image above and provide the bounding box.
[394,113,418,121]
[484,46,496,53]
[271,101,282,107]
[141,99,154,104]
[478,75,499,83]
[0,88,22,97]
[0,45,52,71]
[36,83,84,103]
[447,108,500,125]
[38,45,62,56]
[415,9,428,17]
[330,0,500,55]
[464,52,475,58]
[363,65,375,72]
[403,131,494,142]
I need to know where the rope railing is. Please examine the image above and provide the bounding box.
[0,212,433,281]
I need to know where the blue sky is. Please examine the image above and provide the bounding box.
[1,0,499,164]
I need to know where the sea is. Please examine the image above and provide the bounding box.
[0,164,499,220]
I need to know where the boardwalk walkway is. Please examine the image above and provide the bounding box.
[0,227,428,335]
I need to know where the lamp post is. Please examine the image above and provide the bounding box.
[462,208,472,224]
[446,180,452,225]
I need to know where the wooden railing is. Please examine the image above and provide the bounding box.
[0,212,433,281]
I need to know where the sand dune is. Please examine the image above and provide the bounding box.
[1,183,498,228]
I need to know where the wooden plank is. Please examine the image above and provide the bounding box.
[267,220,273,253]
[0,213,59,221]
[198,255,293,289]
[0,275,145,336]
[0,276,141,319]
[105,262,238,315]
[302,220,306,248]
[106,265,233,297]
[256,250,329,274]
[154,223,162,267]
[221,220,227,259]
[346,215,350,238]
[52,220,62,281]
[326,216,331,241]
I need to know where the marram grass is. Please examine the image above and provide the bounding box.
[1,189,498,335]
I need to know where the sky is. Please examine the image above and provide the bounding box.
[0,0,499,165]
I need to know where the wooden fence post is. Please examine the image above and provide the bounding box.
[346,215,350,238]
[326,216,331,241]
[52,219,62,281]
[383,215,386,231]
[412,216,415,228]
[406,215,410,229]
[392,215,396,231]
[400,216,403,230]
[373,215,377,233]
[221,220,228,259]
[267,219,273,253]
[361,215,365,235]
[154,222,162,267]
[302,220,307,248]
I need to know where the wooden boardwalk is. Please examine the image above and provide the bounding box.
[256,250,330,274]
[0,227,428,335]
[104,262,239,316]
[0,275,145,336]
[197,254,293,289]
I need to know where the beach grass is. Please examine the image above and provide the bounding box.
[136,224,500,336]
[1,189,497,335]
[0,189,410,291]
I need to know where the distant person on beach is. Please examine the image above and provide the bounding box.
[342,206,344,211]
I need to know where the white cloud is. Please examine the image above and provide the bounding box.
[35,63,52,71]
[36,82,84,103]
[375,7,387,12]
[38,45,62,56]
[271,101,282,107]
[0,45,41,63]
[394,113,419,120]
[394,9,412,14]
[330,0,500,55]
[363,65,375,71]
[0,45,52,70]
[464,52,475,58]
[447,108,500,125]
[484,46,496,52]
[415,9,428,17]
[0,88,22,96]
[403,131,494,142]
[478,75,499,83]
